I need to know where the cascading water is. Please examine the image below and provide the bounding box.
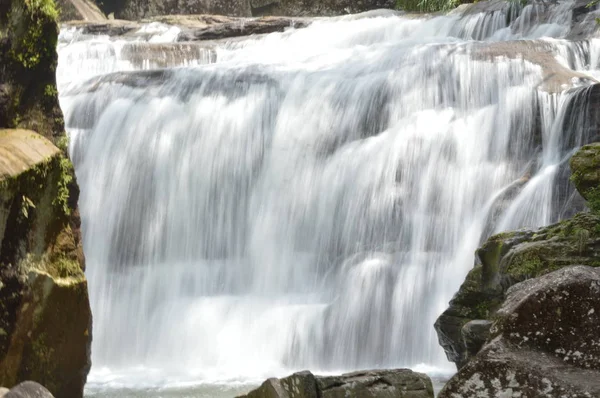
[57,2,600,396]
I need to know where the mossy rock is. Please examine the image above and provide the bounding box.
[0,0,64,143]
[435,212,600,368]
[0,267,90,398]
[570,143,600,214]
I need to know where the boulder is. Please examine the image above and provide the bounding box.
[0,130,91,398]
[435,211,600,368]
[239,369,434,398]
[4,381,54,397]
[570,142,600,213]
[439,266,600,397]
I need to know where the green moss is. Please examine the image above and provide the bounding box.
[587,186,600,214]
[8,0,58,70]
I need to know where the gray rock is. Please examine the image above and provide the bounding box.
[439,266,600,398]
[461,320,492,361]
[239,369,433,398]
[4,382,55,398]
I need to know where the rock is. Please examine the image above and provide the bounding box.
[0,130,61,180]
[116,0,253,20]
[435,211,600,368]
[243,371,318,398]
[470,40,598,93]
[4,381,54,397]
[98,0,396,19]
[570,143,600,213]
[439,266,600,397]
[249,0,396,17]
[239,369,434,398]
[0,130,91,398]
[0,1,90,396]
[55,0,106,22]
[461,320,492,361]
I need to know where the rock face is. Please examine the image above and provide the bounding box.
[239,369,434,398]
[439,266,600,397]
[0,1,91,397]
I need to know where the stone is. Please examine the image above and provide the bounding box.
[0,1,90,396]
[435,211,600,368]
[461,320,492,361]
[0,130,60,180]
[570,142,600,213]
[439,266,600,398]
[4,381,54,397]
[239,369,434,398]
[243,371,318,398]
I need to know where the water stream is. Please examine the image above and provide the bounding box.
[57,2,600,396]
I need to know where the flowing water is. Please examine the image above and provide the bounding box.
[57,2,600,396]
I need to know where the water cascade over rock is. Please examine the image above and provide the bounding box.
[57,0,600,394]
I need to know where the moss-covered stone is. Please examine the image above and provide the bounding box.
[0,1,90,395]
[0,129,90,397]
[435,211,600,368]
[570,143,600,214]
[0,0,64,143]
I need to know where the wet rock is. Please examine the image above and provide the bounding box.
[439,266,600,397]
[243,371,318,398]
[239,369,434,398]
[570,142,600,212]
[4,381,54,397]
[435,211,600,368]
[471,40,598,93]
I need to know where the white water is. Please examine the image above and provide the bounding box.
[57,1,600,395]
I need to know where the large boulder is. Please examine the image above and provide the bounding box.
[435,210,600,368]
[239,369,434,398]
[439,266,600,397]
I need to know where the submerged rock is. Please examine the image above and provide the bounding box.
[439,266,600,397]
[239,369,434,398]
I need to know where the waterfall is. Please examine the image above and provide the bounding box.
[57,2,600,393]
